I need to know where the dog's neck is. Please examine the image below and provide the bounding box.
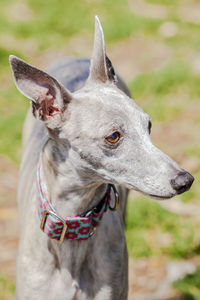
[41,139,107,219]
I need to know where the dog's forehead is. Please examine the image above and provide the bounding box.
[73,83,147,120]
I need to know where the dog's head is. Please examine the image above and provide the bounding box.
[9,16,194,199]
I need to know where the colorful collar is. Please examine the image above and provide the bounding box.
[36,162,119,243]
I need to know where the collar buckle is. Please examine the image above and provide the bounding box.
[40,210,68,244]
[89,226,96,238]
[109,184,119,211]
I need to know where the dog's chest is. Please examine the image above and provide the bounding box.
[35,268,112,300]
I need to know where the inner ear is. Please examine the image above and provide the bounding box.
[31,86,61,121]
[105,56,116,82]
[9,55,72,125]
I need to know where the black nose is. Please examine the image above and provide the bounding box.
[171,172,194,194]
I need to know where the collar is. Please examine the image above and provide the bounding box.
[36,161,119,243]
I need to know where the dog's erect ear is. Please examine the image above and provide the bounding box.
[88,16,117,83]
[9,55,72,129]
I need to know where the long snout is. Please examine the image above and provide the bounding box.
[131,138,195,199]
[170,171,194,195]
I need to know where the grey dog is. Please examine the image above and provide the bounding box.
[9,16,194,300]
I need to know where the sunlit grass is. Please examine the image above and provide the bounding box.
[130,61,193,121]
[173,269,200,300]
[126,196,198,259]
[0,276,15,300]
[0,86,28,163]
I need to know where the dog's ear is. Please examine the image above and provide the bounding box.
[9,55,72,129]
[88,16,117,83]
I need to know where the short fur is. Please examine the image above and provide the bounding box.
[10,17,194,300]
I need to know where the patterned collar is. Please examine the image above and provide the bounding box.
[36,162,119,243]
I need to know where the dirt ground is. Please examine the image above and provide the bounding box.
[0,156,19,279]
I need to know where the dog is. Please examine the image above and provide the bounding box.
[9,16,194,300]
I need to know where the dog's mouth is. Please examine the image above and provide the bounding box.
[147,193,174,200]
[125,183,175,200]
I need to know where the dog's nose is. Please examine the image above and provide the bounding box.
[171,172,194,194]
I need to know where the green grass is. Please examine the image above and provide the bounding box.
[0,0,163,51]
[0,276,15,300]
[181,189,196,203]
[0,86,28,162]
[131,62,190,97]
[129,61,200,121]
[126,196,197,259]
[173,269,200,300]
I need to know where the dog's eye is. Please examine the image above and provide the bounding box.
[148,121,152,134]
[106,131,121,144]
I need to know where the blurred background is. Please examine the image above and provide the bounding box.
[0,0,200,299]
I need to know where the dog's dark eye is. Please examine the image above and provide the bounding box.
[106,131,121,144]
[148,121,152,134]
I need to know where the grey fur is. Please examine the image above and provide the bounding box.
[10,16,193,300]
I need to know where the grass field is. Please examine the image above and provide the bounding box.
[0,0,200,299]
